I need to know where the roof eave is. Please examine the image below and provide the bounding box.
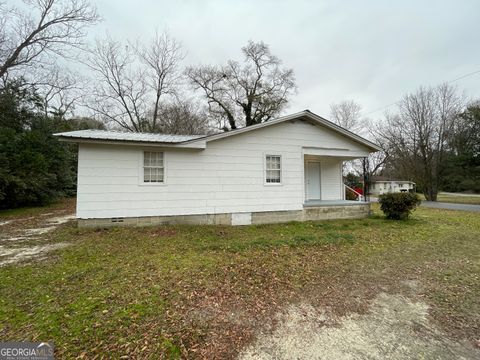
[55,135,206,149]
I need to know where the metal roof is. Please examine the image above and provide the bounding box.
[54,110,381,152]
[54,129,204,143]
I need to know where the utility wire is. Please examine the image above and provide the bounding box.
[363,68,480,116]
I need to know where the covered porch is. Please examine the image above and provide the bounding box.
[302,147,369,208]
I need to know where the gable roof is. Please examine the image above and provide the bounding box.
[54,110,381,152]
[188,110,381,151]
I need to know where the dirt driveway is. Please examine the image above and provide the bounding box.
[240,291,478,359]
[0,199,76,266]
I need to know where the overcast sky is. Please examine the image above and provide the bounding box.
[87,0,480,120]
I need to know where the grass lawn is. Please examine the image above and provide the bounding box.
[0,203,479,358]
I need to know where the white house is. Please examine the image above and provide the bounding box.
[370,179,416,195]
[55,110,380,227]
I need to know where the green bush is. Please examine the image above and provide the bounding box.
[0,80,79,209]
[379,192,421,220]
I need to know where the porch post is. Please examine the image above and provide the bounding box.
[362,157,369,202]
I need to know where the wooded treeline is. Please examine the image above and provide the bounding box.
[0,0,478,208]
[331,87,480,200]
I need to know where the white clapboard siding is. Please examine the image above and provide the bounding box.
[76,119,369,218]
[320,159,343,200]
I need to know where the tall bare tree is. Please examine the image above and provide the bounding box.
[86,33,186,132]
[378,83,464,200]
[186,40,296,131]
[136,32,185,131]
[86,36,148,132]
[0,0,98,80]
[329,100,362,133]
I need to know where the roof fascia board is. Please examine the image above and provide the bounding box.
[56,136,206,149]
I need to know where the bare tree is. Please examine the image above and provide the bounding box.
[186,40,296,131]
[136,31,185,131]
[86,36,148,132]
[329,100,362,133]
[0,0,99,80]
[86,33,186,132]
[378,84,464,200]
[36,66,85,118]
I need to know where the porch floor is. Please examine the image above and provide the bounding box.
[303,200,368,207]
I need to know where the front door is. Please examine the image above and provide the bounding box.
[306,161,321,200]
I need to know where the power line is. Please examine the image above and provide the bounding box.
[448,69,480,83]
[363,68,480,116]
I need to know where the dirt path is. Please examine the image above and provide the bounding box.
[240,292,479,360]
[0,201,75,266]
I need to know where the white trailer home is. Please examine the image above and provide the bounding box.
[55,110,380,227]
[370,180,416,195]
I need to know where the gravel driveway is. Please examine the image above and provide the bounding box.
[420,201,480,212]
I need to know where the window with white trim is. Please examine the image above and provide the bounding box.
[143,151,164,183]
[265,155,281,183]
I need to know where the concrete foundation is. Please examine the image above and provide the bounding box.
[77,203,370,228]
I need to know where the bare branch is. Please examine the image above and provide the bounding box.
[0,0,99,79]
[376,83,465,200]
[329,100,362,133]
[187,40,296,130]
[86,32,186,133]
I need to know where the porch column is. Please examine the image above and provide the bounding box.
[362,157,370,202]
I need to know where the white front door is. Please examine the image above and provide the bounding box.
[306,161,321,200]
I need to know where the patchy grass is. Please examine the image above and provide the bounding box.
[0,198,76,219]
[0,203,479,358]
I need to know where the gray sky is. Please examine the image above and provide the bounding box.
[84,0,480,119]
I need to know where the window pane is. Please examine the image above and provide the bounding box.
[153,152,160,166]
[144,168,151,182]
[266,155,280,170]
[271,169,280,182]
[144,152,151,166]
[266,157,272,169]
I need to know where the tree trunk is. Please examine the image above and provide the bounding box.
[424,187,438,201]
